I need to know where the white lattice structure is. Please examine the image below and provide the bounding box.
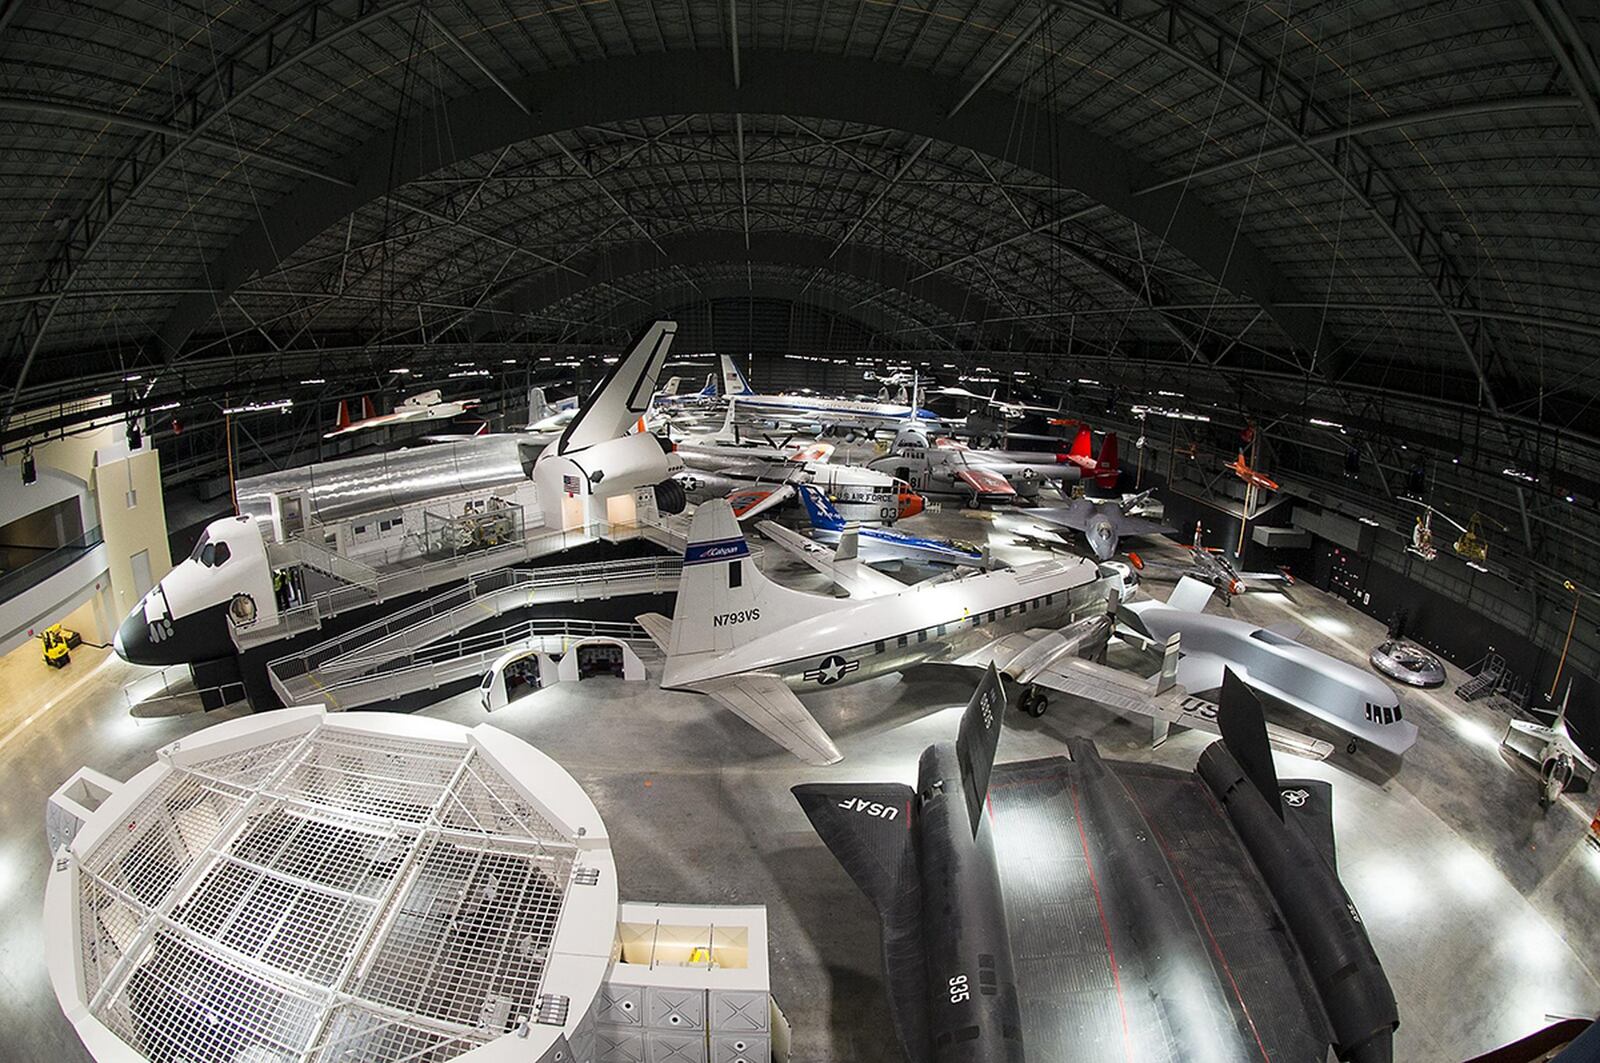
[45,708,617,1063]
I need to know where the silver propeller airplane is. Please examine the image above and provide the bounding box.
[639,498,1128,764]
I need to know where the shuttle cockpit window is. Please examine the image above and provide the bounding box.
[200,542,216,566]
[213,542,231,566]
[188,529,211,562]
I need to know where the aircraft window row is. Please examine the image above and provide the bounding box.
[1364,702,1403,724]
[197,541,231,568]
[865,595,1054,656]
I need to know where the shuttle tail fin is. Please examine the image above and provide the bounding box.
[954,664,1008,836]
[557,321,676,453]
[666,498,834,657]
[720,354,756,397]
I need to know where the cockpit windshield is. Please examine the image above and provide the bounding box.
[188,529,212,562]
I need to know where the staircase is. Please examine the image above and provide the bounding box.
[1456,652,1511,703]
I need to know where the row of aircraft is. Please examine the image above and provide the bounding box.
[120,321,1428,769]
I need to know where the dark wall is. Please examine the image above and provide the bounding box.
[1310,538,1599,756]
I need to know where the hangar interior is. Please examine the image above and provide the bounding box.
[4,2,1600,1061]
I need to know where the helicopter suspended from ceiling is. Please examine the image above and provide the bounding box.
[1400,499,1507,565]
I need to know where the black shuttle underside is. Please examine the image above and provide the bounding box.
[988,750,1336,1062]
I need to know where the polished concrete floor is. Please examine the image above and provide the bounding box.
[6,508,1599,1062]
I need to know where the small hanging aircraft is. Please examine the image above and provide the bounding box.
[1226,452,1280,493]
[1400,498,1504,565]
[323,389,480,439]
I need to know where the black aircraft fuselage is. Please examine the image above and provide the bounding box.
[914,742,1024,1062]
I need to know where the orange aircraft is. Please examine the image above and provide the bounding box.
[1226,452,1279,493]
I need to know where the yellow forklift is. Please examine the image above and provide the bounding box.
[40,623,82,668]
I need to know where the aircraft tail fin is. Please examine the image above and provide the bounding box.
[1166,575,1216,614]
[720,354,756,397]
[1557,680,1574,729]
[528,386,553,425]
[1093,432,1120,489]
[1218,668,1283,818]
[700,373,718,397]
[798,484,847,532]
[361,396,377,421]
[333,400,351,432]
[557,321,676,453]
[954,664,1008,837]
[1155,633,1180,694]
[1068,427,1093,460]
[662,376,680,397]
[792,781,918,916]
[473,421,488,437]
[666,498,834,657]
[834,528,859,562]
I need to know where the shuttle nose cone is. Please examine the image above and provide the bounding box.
[114,608,157,665]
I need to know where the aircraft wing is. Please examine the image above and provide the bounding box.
[957,635,1331,758]
[756,521,905,598]
[988,756,1334,1061]
[1115,514,1178,538]
[697,673,842,765]
[730,483,796,521]
[1501,719,1598,780]
[955,466,1016,496]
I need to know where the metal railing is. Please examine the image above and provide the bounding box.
[266,556,679,707]
[0,525,104,604]
[277,618,653,710]
[231,517,680,654]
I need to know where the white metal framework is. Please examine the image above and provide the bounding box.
[49,710,616,1063]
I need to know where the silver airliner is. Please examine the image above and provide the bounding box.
[639,498,1130,763]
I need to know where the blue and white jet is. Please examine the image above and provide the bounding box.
[788,483,984,567]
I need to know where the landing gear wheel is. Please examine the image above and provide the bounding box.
[654,478,687,515]
[1021,688,1049,718]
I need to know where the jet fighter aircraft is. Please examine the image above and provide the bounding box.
[1137,522,1295,604]
[1027,489,1176,561]
[1503,682,1597,808]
